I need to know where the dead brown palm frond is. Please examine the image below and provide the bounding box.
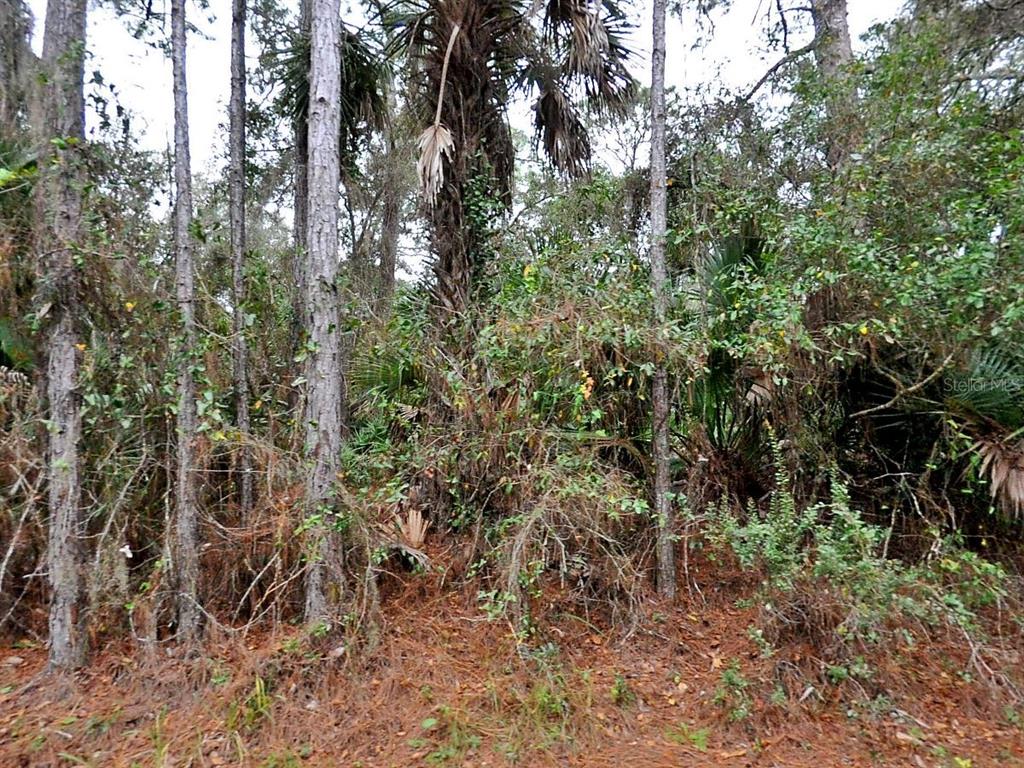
[567,6,609,81]
[975,437,1024,519]
[395,507,430,549]
[417,124,455,206]
[534,86,590,176]
[551,0,634,110]
[417,22,461,206]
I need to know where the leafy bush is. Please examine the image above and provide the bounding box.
[709,440,1017,698]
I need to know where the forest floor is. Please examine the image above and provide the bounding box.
[2,569,1024,768]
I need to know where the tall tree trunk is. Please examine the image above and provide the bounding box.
[303,0,345,626]
[35,0,87,672]
[0,0,32,131]
[291,0,310,360]
[810,0,856,170]
[377,169,399,310]
[171,0,201,643]
[376,101,401,314]
[229,0,253,519]
[649,0,675,599]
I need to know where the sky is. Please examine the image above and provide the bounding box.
[25,0,900,173]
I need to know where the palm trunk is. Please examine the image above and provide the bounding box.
[303,0,346,626]
[650,0,675,599]
[35,0,87,672]
[171,0,201,643]
[229,0,253,519]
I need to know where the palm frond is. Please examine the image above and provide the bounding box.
[946,346,1024,428]
[975,437,1024,520]
[534,85,591,176]
[417,123,455,206]
[395,507,430,548]
[274,22,389,162]
[416,21,461,206]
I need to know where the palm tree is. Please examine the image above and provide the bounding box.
[391,0,635,315]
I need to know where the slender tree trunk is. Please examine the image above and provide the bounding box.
[303,0,345,626]
[171,0,201,643]
[376,109,400,313]
[649,0,675,599]
[377,173,399,308]
[291,0,310,359]
[810,0,856,170]
[34,0,87,672]
[229,0,253,519]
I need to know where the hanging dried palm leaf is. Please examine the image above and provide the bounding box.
[417,22,461,206]
[975,437,1024,519]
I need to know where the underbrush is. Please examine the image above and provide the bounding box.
[705,439,1024,714]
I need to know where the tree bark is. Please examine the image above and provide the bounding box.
[810,0,856,170]
[171,0,202,643]
[34,0,87,672]
[291,0,310,359]
[0,0,33,131]
[376,103,401,314]
[649,0,675,599]
[229,0,253,519]
[303,0,346,626]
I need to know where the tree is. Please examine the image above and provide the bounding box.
[35,0,88,671]
[396,0,635,315]
[303,0,346,626]
[230,0,253,517]
[649,0,673,599]
[0,0,33,131]
[171,0,202,643]
[291,0,310,354]
[277,0,384,352]
[810,0,856,169]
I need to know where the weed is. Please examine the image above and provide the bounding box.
[610,673,635,706]
[226,675,273,732]
[713,659,752,722]
[664,722,710,751]
[416,706,482,766]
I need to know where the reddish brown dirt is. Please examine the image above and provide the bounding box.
[2,581,1023,767]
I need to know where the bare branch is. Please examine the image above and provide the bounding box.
[739,40,817,103]
[849,353,956,419]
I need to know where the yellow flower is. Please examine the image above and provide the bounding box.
[74,343,87,352]
[253,399,262,411]
[125,301,135,312]
[859,325,869,336]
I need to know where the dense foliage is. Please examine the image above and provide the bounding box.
[2,0,1024,717]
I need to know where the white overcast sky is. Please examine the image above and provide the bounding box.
[26,0,899,173]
